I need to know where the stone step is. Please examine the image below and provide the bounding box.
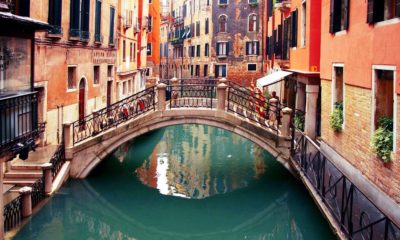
[3,178,39,186]
[11,165,44,171]
[4,170,43,179]
[9,186,22,193]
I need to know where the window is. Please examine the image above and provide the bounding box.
[80,0,90,40]
[246,41,260,55]
[67,66,77,89]
[195,65,200,76]
[147,43,152,56]
[196,45,201,57]
[248,14,258,32]
[107,65,113,78]
[205,18,209,34]
[291,10,298,47]
[248,64,257,71]
[219,0,228,5]
[94,0,102,42]
[196,21,200,36]
[283,18,291,60]
[332,65,344,127]
[133,43,137,60]
[204,65,208,76]
[215,65,227,78]
[301,1,306,47]
[148,16,153,32]
[190,65,194,76]
[205,43,209,57]
[109,7,115,45]
[189,46,195,57]
[219,15,227,32]
[123,40,126,61]
[130,42,133,62]
[367,0,400,24]
[48,0,62,34]
[122,81,127,95]
[94,66,100,85]
[216,42,229,57]
[329,0,349,33]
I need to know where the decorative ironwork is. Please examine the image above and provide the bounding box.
[72,86,156,144]
[0,93,44,153]
[169,84,216,109]
[50,142,65,179]
[292,132,400,240]
[3,195,22,232]
[31,176,45,208]
[227,84,282,134]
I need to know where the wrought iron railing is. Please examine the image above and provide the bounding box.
[169,84,216,109]
[292,132,400,240]
[31,176,45,208]
[72,86,156,144]
[50,142,66,179]
[3,195,22,232]
[0,92,44,153]
[227,84,282,134]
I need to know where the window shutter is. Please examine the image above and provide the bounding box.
[81,0,90,34]
[215,65,219,77]
[283,19,288,60]
[267,0,272,17]
[291,11,298,47]
[329,0,335,33]
[278,24,282,57]
[246,42,250,55]
[256,42,260,55]
[266,37,270,57]
[70,0,80,34]
[95,1,102,36]
[343,0,349,30]
[256,16,259,32]
[397,0,400,17]
[110,7,115,44]
[367,0,374,24]
[226,42,229,56]
[216,43,220,55]
[273,29,277,53]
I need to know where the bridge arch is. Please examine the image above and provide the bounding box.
[69,109,291,178]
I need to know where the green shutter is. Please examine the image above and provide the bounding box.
[329,0,335,33]
[291,10,298,47]
[110,7,115,44]
[397,0,400,17]
[216,43,220,55]
[256,41,260,55]
[343,0,349,30]
[226,42,229,56]
[81,0,90,40]
[246,42,250,55]
[70,0,80,37]
[95,0,102,41]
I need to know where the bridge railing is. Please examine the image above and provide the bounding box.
[72,86,156,144]
[169,84,217,109]
[292,132,400,240]
[227,83,283,135]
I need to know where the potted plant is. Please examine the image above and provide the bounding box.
[372,117,393,163]
[329,101,343,132]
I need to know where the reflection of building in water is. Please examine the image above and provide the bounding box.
[135,124,267,199]
[113,142,130,163]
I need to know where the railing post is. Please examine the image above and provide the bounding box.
[170,77,179,107]
[218,77,227,85]
[268,98,279,129]
[281,107,293,138]
[19,186,32,218]
[92,110,100,135]
[156,83,167,111]
[217,83,227,111]
[63,123,73,160]
[42,163,53,195]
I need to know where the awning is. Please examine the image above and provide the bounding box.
[256,70,293,89]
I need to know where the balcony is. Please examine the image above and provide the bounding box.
[169,37,183,45]
[80,31,89,42]
[69,28,81,41]
[275,0,290,11]
[0,92,43,154]
[47,25,63,38]
[173,16,184,26]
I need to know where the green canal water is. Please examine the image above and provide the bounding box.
[14,124,336,240]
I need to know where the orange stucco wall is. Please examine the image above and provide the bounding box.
[320,0,400,90]
[147,0,161,65]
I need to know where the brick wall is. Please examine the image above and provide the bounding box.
[321,79,400,203]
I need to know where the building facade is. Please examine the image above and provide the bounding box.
[146,0,161,84]
[211,0,264,85]
[320,0,400,203]
[265,0,322,138]
[33,0,118,144]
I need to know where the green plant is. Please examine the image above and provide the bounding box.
[372,117,393,163]
[294,115,304,131]
[249,2,259,7]
[329,102,343,132]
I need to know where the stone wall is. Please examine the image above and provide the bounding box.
[321,79,400,203]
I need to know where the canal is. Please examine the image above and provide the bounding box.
[14,124,336,240]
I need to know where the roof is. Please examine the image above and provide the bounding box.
[256,71,293,88]
[0,11,50,30]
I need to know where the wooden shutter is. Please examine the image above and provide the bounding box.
[283,19,288,60]
[397,0,400,17]
[256,41,260,55]
[246,42,250,55]
[95,0,102,38]
[291,10,298,47]
[329,0,335,33]
[266,37,270,57]
[367,0,374,24]
[278,24,282,57]
[110,7,115,44]
[267,0,272,17]
[216,43,220,55]
[81,0,90,36]
[70,0,80,33]
[343,0,349,30]
[215,65,219,77]
[226,42,229,56]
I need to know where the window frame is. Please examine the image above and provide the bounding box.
[93,65,100,86]
[247,63,257,72]
[331,63,345,129]
[248,14,258,32]
[218,14,228,33]
[67,65,77,91]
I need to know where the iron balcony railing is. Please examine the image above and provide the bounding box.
[292,132,400,240]
[72,86,156,144]
[0,92,43,153]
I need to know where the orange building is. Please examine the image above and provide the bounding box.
[320,0,400,203]
[146,0,161,84]
[264,0,322,139]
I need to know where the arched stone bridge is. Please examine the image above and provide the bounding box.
[63,79,295,178]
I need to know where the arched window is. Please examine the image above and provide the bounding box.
[219,15,227,32]
[248,14,257,32]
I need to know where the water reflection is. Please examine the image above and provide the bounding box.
[121,124,266,199]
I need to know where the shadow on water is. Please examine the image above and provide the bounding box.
[13,124,337,240]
